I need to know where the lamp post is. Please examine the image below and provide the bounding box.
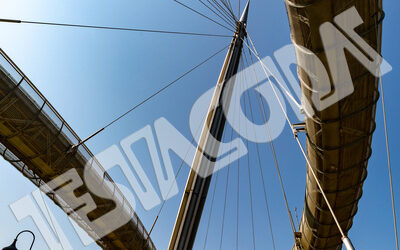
[3,230,35,250]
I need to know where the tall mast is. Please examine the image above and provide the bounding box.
[168,2,250,249]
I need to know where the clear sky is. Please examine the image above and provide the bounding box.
[0,0,399,249]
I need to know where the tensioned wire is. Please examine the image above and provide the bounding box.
[202,170,220,250]
[235,57,245,250]
[211,0,238,24]
[244,41,298,238]
[242,50,277,250]
[242,50,281,249]
[239,36,302,112]
[379,72,398,250]
[66,44,229,149]
[198,0,237,29]
[173,0,235,32]
[0,0,245,37]
[245,32,349,241]
[216,52,278,250]
[202,113,231,249]
[219,0,238,22]
[0,18,231,38]
[202,0,237,27]
[240,58,257,250]
[374,3,399,248]
[218,65,239,250]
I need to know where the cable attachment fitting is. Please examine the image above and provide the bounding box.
[292,122,306,138]
[342,236,355,250]
[66,144,79,154]
[294,232,303,250]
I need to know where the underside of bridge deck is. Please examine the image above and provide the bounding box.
[285,0,383,249]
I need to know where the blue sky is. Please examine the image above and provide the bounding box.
[0,0,399,249]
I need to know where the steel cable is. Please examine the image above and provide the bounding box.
[0,18,231,37]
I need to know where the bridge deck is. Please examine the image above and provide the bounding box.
[0,48,155,250]
[285,0,383,249]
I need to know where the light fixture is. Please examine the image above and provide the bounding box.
[2,230,35,250]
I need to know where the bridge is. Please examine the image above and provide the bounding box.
[285,0,384,248]
[0,0,392,249]
[0,48,155,250]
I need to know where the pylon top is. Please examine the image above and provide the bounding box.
[240,0,250,24]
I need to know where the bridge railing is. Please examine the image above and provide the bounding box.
[0,48,155,249]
